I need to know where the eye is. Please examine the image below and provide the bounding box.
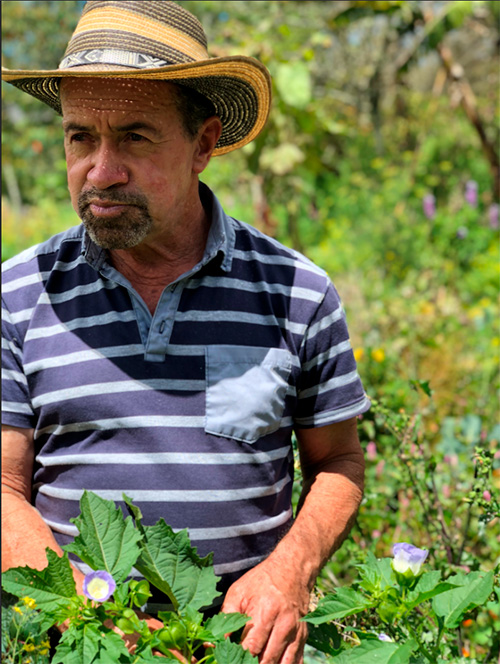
[128,132,147,142]
[69,132,89,142]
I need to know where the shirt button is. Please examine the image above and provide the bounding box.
[159,320,166,334]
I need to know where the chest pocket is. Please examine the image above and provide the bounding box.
[205,345,292,443]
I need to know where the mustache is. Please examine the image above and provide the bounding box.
[78,188,149,211]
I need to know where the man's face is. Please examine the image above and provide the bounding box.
[60,78,204,250]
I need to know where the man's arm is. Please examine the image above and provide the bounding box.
[1,424,85,592]
[221,417,365,664]
[2,425,167,652]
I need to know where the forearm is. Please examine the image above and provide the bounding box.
[1,486,85,594]
[267,455,364,591]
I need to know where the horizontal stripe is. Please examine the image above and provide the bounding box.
[1,272,42,294]
[25,311,137,340]
[36,446,291,467]
[302,340,352,372]
[301,307,344,345]
[24,345,145,374]
[44,508,291,541]
[187,276,323,304]
[232,247,324,277]
[299,370,360,399]
[295,396,371,426]
[175,309,307,335]
[73,7,208,60]
[31,378,205,408]
[35,415,206,437]
[2,400,34,415]
[37,280,117,304]
[6,307,34,324]
[2,368,27,384]
[38,476,291,503]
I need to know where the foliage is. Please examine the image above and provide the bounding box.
[2,491,254,664]
[1,1,499,662]
[304,551,497,663]
[311,398,500,662]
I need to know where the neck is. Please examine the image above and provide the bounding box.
[108,196,210,314]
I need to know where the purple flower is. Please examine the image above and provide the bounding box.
[489,204,499,229]
[378,633,393,642]
[392,543,428,575]
[465,180,478,207]
[422,194,436,220]
[83,570,116,602]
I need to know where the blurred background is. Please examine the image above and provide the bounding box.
[2,2,499,657]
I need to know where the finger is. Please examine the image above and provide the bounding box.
[257,614,297,664]
[276,624,307,664]
[240,613,274,658]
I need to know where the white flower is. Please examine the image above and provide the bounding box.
[392,542,428,576]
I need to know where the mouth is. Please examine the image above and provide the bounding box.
[88,200,132,217]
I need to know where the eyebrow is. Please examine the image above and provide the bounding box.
[62,121,162,138]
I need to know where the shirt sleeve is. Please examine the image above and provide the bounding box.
[2,297,35,429]
[294,279,370,428]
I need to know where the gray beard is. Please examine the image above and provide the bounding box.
[78,188,153,250]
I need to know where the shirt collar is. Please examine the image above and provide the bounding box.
[81,181,235,274]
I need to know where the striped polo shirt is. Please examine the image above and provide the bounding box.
[2,183,370,605]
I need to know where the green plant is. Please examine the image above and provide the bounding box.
[303,544,498,663]
[2,491,255,664]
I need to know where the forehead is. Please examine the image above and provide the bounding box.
[60,77,178,118]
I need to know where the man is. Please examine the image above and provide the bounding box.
[1,2,370,662]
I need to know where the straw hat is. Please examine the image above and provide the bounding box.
[1,0,272,156]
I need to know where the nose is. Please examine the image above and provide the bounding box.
[86,143,129,189]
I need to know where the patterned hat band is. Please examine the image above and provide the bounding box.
[59,49,175,70]
[1,1,271,156]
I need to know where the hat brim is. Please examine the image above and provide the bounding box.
[1,56,271,156]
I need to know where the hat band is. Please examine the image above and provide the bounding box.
[59,49,170,70]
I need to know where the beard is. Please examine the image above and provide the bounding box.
[78,188,154,250]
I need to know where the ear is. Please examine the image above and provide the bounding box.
[192,116,223,174]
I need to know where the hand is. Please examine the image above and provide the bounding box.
[221,559,309,664]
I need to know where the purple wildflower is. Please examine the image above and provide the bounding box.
[378,633,393,642]
[83,570,116,602]
[392,543,428,575]
[488,204,499,229]
[465,180,478,207]
[422,194,436,220]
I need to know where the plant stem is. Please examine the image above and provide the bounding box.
[406,621,435,663]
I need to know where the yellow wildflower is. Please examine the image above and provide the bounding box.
[22,597,36,609]
[39,648,50,656]
[371,348,385,363]
[353,348,364,362]
[23,643,36,652]
[13,606,23,614]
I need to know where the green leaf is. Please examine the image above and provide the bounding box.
[358,553,395,593]
[213,639,258,663]
[275,62,312,109]
[432,570,494,628]
[134,519,221,612]
[1,549,76,616]
[329,638,416,663]
[304,587,374,624]
[203,612,250,639]
[405,571,457,609]
[64,491,142,583]
[306,621,341,655]
[53,624,129,664]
